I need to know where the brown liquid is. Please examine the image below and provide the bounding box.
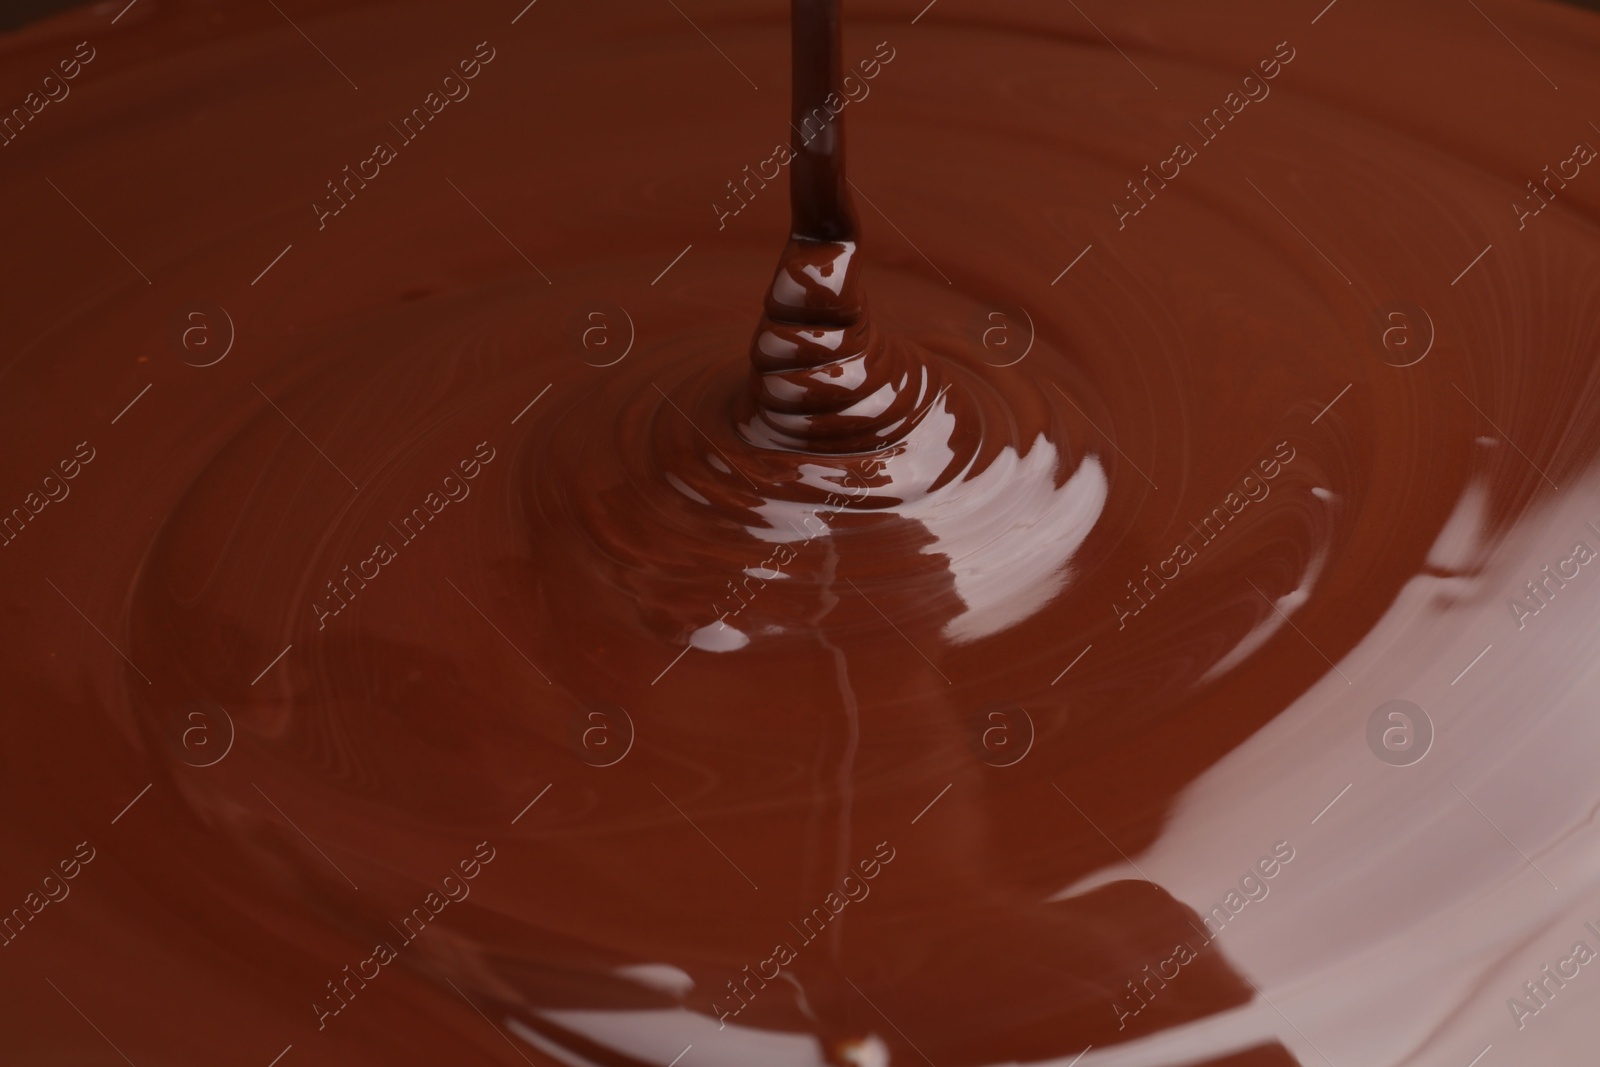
[7,1,1600,1065]
[743,0,936,456]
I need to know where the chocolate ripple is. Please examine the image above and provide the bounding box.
[5,0,1600,1065]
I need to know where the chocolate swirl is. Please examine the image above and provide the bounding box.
[742,0,935,454]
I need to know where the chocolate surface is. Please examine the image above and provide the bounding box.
[4,0,1600,1064]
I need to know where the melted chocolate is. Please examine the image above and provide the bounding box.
[743,0,936,455]
[6,0,1600,1065]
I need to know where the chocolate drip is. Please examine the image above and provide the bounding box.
[788,0,855,244]
[742,0,932,455]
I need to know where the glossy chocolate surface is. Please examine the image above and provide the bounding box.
[3,1,1600,1064]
